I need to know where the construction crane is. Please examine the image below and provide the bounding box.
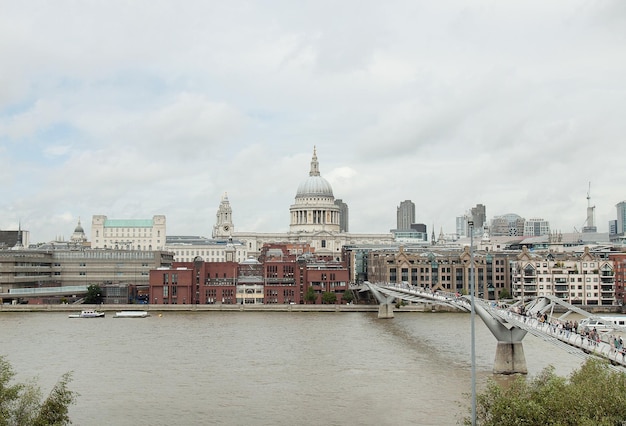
[582,182,596,233]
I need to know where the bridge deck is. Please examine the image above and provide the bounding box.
[364,282,626,371]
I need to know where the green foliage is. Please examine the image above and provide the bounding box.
[0,356,77,426]
[321,292,337,304]
[342,289,355,304]
[304,287,316,304]
[466,358,626,426]
[32,373,76,426]
[498,288,511,299]
[84,284,103,304]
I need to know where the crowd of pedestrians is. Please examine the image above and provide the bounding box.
[507,305,626,361]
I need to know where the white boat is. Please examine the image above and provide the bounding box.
[578,316,626,333]
[114,311,150,318]
[68,309,105,318]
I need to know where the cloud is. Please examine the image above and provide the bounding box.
[1,0,625,242]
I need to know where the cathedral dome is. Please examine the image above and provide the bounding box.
[295,147,334,198]
[71,218,87,244]
[296,175,334,198]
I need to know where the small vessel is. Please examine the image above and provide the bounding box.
[68,309,105,318]
[577,316,626,333]
[114,310,150,318]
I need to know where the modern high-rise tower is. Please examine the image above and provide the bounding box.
[470,204,486,230]
[334,199,349,232]
[397,200,415,230]
[616,201,626,235]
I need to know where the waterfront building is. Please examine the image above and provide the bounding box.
[609,252,626,305]
[0,248,173,304]
[90,215,166,250]
[512,246,615,306]
[362,246,514,300]
[149,242,349,305]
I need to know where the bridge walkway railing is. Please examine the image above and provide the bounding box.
[370,282,626,370]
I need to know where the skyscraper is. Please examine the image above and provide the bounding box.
[616,201,626,235]
[471,204,486,230]
[397,200,415,230]
[334,199,349,232]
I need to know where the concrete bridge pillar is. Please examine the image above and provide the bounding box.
[493,342,527,375]
[377,303,394,319]
[363,283,396,319]
[474,303,529,374]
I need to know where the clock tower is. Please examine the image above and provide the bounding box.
[213,193,234,238]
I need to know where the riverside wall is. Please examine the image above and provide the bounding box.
[0,303,464,313]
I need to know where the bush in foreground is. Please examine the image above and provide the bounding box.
[465,358,626,426]
[0,356,77,425]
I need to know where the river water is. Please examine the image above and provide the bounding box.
[1,311,584,425]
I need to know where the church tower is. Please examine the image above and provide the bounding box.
[213,193,234,238]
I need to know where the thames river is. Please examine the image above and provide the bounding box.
[1,311,584,425]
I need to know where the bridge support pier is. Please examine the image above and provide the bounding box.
[363,283,396,319]
[474,303,529,374]
[377,303,394,319]
[493,341,527,375]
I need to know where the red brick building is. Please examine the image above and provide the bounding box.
[610,252,626,305]
[149,243,350,304]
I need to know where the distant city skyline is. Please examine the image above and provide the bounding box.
[4,193,624,245]
[2,1,625,242]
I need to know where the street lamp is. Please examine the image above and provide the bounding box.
[469,220,476,426]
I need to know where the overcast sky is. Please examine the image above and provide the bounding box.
[1,1,625,243]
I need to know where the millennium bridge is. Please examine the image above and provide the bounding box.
[360,282,626,374]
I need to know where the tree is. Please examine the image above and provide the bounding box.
[498,288,511,300]
[304,287,316,304]
[465,358,626,426]
[84,284,103,304]
[342,289,355,304]
[0,356,77,426]
[322,292,337,304]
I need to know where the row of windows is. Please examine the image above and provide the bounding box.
[528,277,601,283]
[535,284,599,290]
[176,257,246,263]
[95,229,161,237]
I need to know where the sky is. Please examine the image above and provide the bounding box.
[1,0,626,243]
